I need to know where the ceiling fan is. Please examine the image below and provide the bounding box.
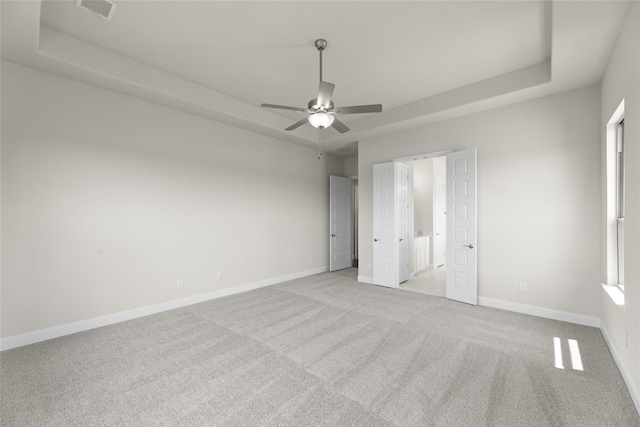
[261,39,382,134]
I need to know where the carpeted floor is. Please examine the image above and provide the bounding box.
[2,270,639,426]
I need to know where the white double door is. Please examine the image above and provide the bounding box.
[372,149,477,305]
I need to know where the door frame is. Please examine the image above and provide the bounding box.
[393,150,453,164]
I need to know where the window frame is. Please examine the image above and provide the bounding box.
[615,119,625,291]
[604,99,625,305]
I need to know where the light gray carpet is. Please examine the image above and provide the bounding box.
[2,270,639,426]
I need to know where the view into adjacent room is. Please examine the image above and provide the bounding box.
[400,156,447,297]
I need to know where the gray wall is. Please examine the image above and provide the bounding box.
[600,2,640,406]
[1,61,343,337]
[358,85,602,317]
[344,156,358,177]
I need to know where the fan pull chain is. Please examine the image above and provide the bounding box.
[318,128,324,160]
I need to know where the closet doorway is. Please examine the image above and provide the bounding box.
[371,149,477,305]
[401,155,447,297]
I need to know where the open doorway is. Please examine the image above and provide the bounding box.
[329,175,359,272]
[400,156,447,297]
[371,149,477,304]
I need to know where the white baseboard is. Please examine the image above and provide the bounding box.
[357,275,373,284]
[4,273,639,417]
[600,322,640,415]
[478,297,600,327]
[478,297,639,415]
[0,266,328,351]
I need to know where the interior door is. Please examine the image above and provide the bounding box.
[373,162,410,287]
[446,149,478,305]
[434,176,446,267]
[397,163,410,283]
[373,163,397,287]
[329,175,353,271]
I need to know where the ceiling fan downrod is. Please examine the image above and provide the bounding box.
[315,39,327,83]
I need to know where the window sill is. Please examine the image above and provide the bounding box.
[602,284,625,306]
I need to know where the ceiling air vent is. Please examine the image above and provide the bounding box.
[76,0,117,21]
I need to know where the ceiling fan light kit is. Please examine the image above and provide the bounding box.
[308,112,334,129]
[261,39,382,134]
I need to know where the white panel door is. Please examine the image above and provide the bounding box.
[330,176,353,271]
[434,176,446,267]
[373,163,397,288]
[397,163,410,283]
[446,149,478,305]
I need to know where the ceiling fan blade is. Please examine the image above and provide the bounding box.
[261,103,308,112]
[285,117,309,131]
[334,104,383,114]
[317,81,335,109]
[331,118,350,134]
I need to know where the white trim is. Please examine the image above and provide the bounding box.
[4,272,639,417]
[602,283,625,306]
[608,99,626,127]
[600,322,640,415]
[478,297,600,327]
[0,266,328,351]
[444,295,639,414]
[393,149,453,163]
[606,99,626,286]
[357,275,373,284]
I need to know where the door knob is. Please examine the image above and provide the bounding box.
[330,234,336,237]
[399,238,404,241]
[374,238,379,242]
[463,244,474,249]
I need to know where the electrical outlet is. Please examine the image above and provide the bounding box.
[217,272,223,280]
[519,282,527,292]
[177,279,183,288]
[626,334,629,349]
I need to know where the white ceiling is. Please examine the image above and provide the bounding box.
[1,1,631,156]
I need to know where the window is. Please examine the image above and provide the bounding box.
[616,119,625,291]
[604,100,625,305]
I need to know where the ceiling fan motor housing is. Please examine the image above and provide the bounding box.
[308,98,334,111]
